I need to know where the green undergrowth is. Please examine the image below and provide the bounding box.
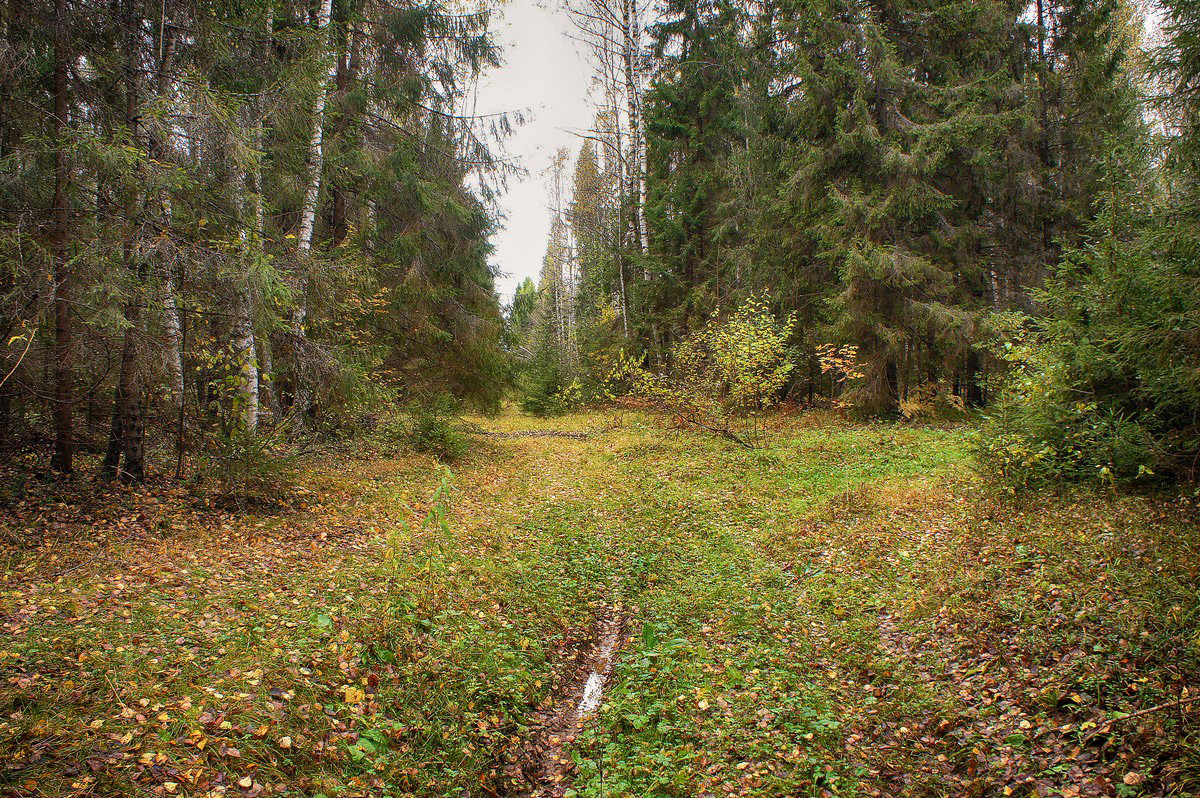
[562,420,972,795]
[2,409,1197,797]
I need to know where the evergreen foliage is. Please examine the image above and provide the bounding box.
[513,0,1199,485]
[0,0,511,477]
[978,0,1200,484]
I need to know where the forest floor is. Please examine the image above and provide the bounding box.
[2,408,1199,798]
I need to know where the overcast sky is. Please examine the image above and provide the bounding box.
[475,0,594,304]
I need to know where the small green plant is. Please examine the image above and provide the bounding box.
[386,465,455,589]
[403,395,471,460]
[198,427,302,505]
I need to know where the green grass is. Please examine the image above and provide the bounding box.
[2,409,1197,797]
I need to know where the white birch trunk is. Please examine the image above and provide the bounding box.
[234,305,259,433]
[293,0,337,327]
[231,6,273,433]
[291,0,337,415]
[162,275,184,410]
[620,0,649,263]
[237,164,261,433]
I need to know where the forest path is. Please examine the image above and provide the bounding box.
[466,411,1197,798]
[462,409,969,795]
[4,409,1196,797]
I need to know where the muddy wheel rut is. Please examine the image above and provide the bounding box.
[511,604,626,797]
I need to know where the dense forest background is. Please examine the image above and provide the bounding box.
[515,0,1200,485]
[1,0,1198,486]
[3,3,1200,794]
[1,0,512,481]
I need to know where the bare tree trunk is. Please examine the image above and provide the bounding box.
[103,315,146,482]
[620,0,648,262]
[291,0,337,417]
[253,6,279,424]
[1035,0,1055,278]
[234,278,259,433]
[328,26,361,244]
[236,52,266,434]
[144,15,184,438]
[51,0,73,474]
[295,0,336,272]
[606,64,631,335]
[162,274,184,409]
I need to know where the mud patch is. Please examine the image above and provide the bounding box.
[509,605,625,796]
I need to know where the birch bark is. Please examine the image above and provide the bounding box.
[290,0,338,416]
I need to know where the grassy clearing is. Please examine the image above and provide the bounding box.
[2,410,1198,797]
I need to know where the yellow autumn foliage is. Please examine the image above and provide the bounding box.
[603,296,795,443]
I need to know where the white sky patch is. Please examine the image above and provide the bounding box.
[477,0,594,304]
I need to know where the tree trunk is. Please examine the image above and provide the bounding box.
[258,336,281,420]
[328,26,361,244]
[1035,0,1055,278]
[51,0,73,474]
[162,274,184,409]
[252,5,278,425]
[885,357,899,413]
[620,0,649,263]
[103,327,146,483]
[291,0,338,416]
[104,0,147,482]
[237,132,262,434]
[609,83,631,334]
[965,349,984,407]
[234,281,259,434]
[295,0,336,261]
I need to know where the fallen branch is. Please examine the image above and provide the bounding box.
[1083,695,1200,744]
[678,414,754,448]
[0,326,36,388]
[477,429,593,440]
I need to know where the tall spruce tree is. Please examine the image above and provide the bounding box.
[643,0,744,346]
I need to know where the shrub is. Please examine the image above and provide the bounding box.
[403,395,471,460]
[605,296,796,446]
[974,314,1159,487]
[198,428,302,506]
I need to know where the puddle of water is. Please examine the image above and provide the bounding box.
[573,615,622,720]
[577,672,604,716]
[523,608,625,796]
